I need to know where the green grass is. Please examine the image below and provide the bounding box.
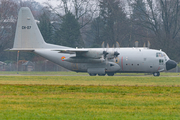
[0,76,180,86]
[0,75,180,119]
[1,85,180,120]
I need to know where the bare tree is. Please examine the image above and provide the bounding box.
[46,0,98,28]
[128,0,180,58]
[0,0,19,61]
[44,0,99,47]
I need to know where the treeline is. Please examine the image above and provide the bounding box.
[1,0,180,63]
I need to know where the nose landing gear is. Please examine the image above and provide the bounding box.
[107,73,114,76]
[153,72,160,76]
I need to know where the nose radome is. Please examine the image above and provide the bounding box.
[166,60,177,71]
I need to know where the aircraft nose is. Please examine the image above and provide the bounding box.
[166,60,177,71]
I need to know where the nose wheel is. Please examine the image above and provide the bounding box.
[153,72,160,76]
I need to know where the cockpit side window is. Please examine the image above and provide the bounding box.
[156,53,163,57]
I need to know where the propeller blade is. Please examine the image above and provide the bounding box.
[116,41,120,48]
[143,43,146,47]
[148,41,150,48]
[106,43,109,48]
[135,41,138,47]
[101,41,105,48]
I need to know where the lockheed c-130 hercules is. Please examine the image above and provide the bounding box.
[9,7,177,76]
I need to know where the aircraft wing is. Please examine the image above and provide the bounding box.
[53,49,89,54]
[53,48,103,59]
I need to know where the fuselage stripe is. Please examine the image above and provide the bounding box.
[157,66,160,71]
[121,57,123,71]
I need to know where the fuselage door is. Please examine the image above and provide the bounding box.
[72,63,78,70]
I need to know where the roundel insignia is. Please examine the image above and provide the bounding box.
[61,56,65,61]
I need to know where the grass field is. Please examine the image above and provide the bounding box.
[0,73,180,119]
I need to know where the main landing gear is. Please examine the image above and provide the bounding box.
[89,73,97,76]
[98,74,106,76]
[153,72,160,77]
[89,73,115,76]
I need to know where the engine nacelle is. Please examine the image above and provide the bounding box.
[64,57,105,63]
[79,49,103,59]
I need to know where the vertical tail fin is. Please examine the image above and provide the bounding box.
[11,7,70,51]
[12,7,46,50]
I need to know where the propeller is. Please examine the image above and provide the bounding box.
[143,43,146,47]
[101,41,105,48]
[103,51,108,59]
[143,41,151,48]
[106,43,109,48]
[102,42,109,59]
[101,42,120,61]
[104,43,110,59]
[114,41,120,58]
[114,51,119,57]
[116,41,120,48]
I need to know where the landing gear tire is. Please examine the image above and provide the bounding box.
[89,73,96,76]
[153,72,160,77]
[98,74,106,76]
[107,73,114,76]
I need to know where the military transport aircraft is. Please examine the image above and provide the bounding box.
[9,7,177,76]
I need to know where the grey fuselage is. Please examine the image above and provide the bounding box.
[34,47,171,74]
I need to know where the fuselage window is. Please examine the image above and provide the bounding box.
[159,59,164,65]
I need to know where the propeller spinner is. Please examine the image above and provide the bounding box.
[114,51,120,57]
[103,51,109,59]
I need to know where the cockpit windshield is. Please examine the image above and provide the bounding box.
[156,52,169,61]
